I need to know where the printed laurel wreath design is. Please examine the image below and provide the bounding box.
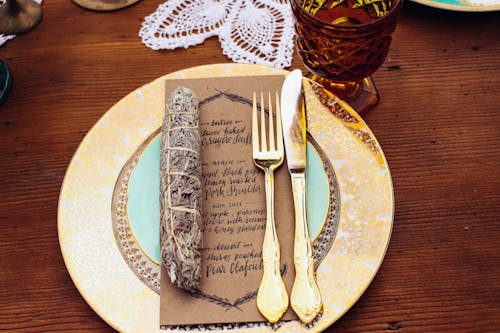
[139,0,295,69]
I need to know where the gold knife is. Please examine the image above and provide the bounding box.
[280,69,323,324]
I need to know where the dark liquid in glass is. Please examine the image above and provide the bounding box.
[294,0,400,82]
[304,0,395,25]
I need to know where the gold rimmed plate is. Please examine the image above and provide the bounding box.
[58,63,394,332]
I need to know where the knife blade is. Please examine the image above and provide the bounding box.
[280,69,323,324]
[280,69,306,173]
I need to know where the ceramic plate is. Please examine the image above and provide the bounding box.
[410,0,500,11]
[58,63,394,333]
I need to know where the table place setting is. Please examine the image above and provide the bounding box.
[53,0,403,331]
[57,1,401,332]
[3,0,499,331]
[58,62,394,332]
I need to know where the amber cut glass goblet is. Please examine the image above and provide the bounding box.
[291,0,402,115]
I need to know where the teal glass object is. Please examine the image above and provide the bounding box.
[0,61,12,105]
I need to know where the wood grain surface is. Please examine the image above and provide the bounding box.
[1,1,499,332]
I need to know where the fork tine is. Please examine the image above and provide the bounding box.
[252,92,259,152]
[275,91,283,153]
[268,92,275,152]
[260,92,267,151]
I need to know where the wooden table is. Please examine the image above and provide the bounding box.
[1,1,499,332]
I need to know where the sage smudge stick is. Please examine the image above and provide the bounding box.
[160,86,202,291]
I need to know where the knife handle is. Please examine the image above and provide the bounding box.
[257,169,289,324]
[290,174,323,324]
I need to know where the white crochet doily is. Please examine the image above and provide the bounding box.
[139,0,295,69]
[0,0,43,47]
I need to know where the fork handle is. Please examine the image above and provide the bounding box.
[290,174,323,324]
[257,168,289,324]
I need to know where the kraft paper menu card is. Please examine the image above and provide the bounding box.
[160,75,297,327]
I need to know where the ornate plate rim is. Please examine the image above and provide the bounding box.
[410,0,500,12]
[57,63,394,333]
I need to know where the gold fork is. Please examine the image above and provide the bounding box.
[252,91,289,324]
